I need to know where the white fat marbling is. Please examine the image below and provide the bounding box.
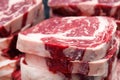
[21,58,66,80]
[17,34,51,57]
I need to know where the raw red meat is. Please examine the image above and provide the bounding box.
[17,17,117,62]
[21,53,118,80]
[48,0,120,20]
[0,52,19,80]
[0,0,44,37]
[48,0,120,28]
[0,0,44,59]
[0,0,44,79]
[24,37,118,77]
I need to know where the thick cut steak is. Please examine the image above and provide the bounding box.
[21,58,65,80]
[25,37,118,76]
[0,0,44,37]
[48,0,120,28]
[0,0,44,58]
[0,4,44,58]
[48,0,120,21]
[17,17,117,62]
[21,56,117,80]
[0,52,18,79]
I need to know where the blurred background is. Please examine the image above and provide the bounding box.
[43,0,49,19]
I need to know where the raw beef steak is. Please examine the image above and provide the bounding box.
[21,58,65,80]
[48,0,120,20]
[0,52,18,80]
[48,0,120,28]
[17,17,117,62]
[25,37,118,76]
[0,0,44,58]
[21,54,117,80]
[0,0,44,38]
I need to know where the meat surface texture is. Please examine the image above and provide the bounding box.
[0,0,44,38]
[21,58,65,80]
[0,51,17,79]
[48,0,120,28]
[0,36,13,51]
[0,4,44,58]
[48,0,120,21]
[21,53,117,80]
[0,0,44,79]
[17,17,117,62]
[24,37,118,77]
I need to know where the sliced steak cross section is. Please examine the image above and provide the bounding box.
[25,37,118,77]
[21,58,109,80]
[0,51,19,79]
[48,0,120,19]
[0,0,44,58]
[0,0,44,37]
[17,17,117,62]
[48,0,120,28]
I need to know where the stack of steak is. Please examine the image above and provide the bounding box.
[48,0,120,59]
[48,0,120,23]
[0,0,44,79]
[16,16,119,80]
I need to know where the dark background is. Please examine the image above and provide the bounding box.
[43,0,49,19]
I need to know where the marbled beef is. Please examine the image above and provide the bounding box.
[17,17,117,62]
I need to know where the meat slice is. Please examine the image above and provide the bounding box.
[22,53,117,80]
[21,58,66,80]
[14,60,120,80]
[48,0,120,28]
[25,37,118,77]
[0,59,16,78]
[48,0,120,20]
[0,4,44,59]
[17,17,117,62]
[0,52,18,79]
[0,36,13,51]
[0,0,44,38]
[0,0,44,58]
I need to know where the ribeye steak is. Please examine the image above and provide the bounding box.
[0,0,43,37]
[17,17,117,62]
